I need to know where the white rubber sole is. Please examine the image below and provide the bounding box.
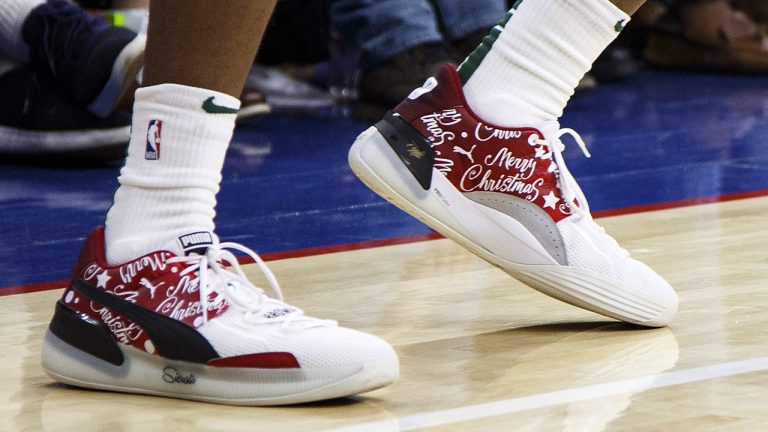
[0,125,129,153]
[42,331,397,406]
[349,127,676,327]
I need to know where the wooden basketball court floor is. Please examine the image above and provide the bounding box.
[2,194,768,431]
[1,70,767,430]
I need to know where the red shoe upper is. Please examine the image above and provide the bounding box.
[60,227,228,354]
[55,228,305,369]
[393,64,574,222]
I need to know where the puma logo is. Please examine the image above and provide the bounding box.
[453,145,477,163]
[139,278,164,299]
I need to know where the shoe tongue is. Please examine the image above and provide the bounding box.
[537,121,561,140]
[169,230,219,257]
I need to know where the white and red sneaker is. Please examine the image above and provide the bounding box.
[42,228,398,405]
[349,64,677,327]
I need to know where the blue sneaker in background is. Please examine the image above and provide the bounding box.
[0,67,130,161]
[22,0,145,118]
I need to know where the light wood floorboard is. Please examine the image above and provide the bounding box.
[2,197,767,431]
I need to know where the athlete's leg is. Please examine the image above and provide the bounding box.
[349,0,678,327]
[614,0,647,14]
[142,0,272,96]
[44,0,398,405]
[105,0,275,263]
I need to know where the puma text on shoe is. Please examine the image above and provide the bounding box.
[42,228,399,405]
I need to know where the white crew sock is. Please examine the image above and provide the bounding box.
[460,0,629,130]
[0,0,43,63]
[104,84,240,264]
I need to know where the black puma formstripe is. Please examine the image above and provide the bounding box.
[72,279,220,363]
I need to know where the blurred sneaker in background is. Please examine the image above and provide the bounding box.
[23,0,145,117]
[0,67,130,162]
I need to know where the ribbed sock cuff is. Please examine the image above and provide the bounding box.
[105,84,240,263]
[461,0,629,128]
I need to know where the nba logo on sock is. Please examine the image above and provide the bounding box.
[145,120,162,160]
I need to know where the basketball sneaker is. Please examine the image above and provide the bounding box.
[348,64,678,327]
[0,67,129,160]
[42,227,398,405]
[22,0,145,117]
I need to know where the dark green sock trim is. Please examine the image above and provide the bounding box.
[458,0,524,84]
[498,9,514,28]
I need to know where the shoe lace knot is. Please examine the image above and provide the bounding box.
[166,242,332,330]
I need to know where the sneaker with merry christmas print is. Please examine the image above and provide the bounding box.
[41,227,398,405]
[348,64,677,327]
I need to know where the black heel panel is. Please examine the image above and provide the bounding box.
[374,111,435,190]
[49,301,125,366]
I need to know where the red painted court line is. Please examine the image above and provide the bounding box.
[0,232,444,298]
[3,188,768,297]
[1,280,71,297]
[591,188,768,218]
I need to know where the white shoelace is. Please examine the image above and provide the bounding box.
[529,128,592,218]
[167,242,332,329]
[530,128,630,258]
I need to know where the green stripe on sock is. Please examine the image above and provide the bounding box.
[498,9,514,27]
[458,1,524,84]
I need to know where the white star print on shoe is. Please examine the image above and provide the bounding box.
[42,227,398,405]
[349,64,678,327]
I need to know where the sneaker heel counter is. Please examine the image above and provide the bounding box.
[70,227,108,281]
[393,64,466,124]
[48,301,124,366]
[374,112,436,190]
